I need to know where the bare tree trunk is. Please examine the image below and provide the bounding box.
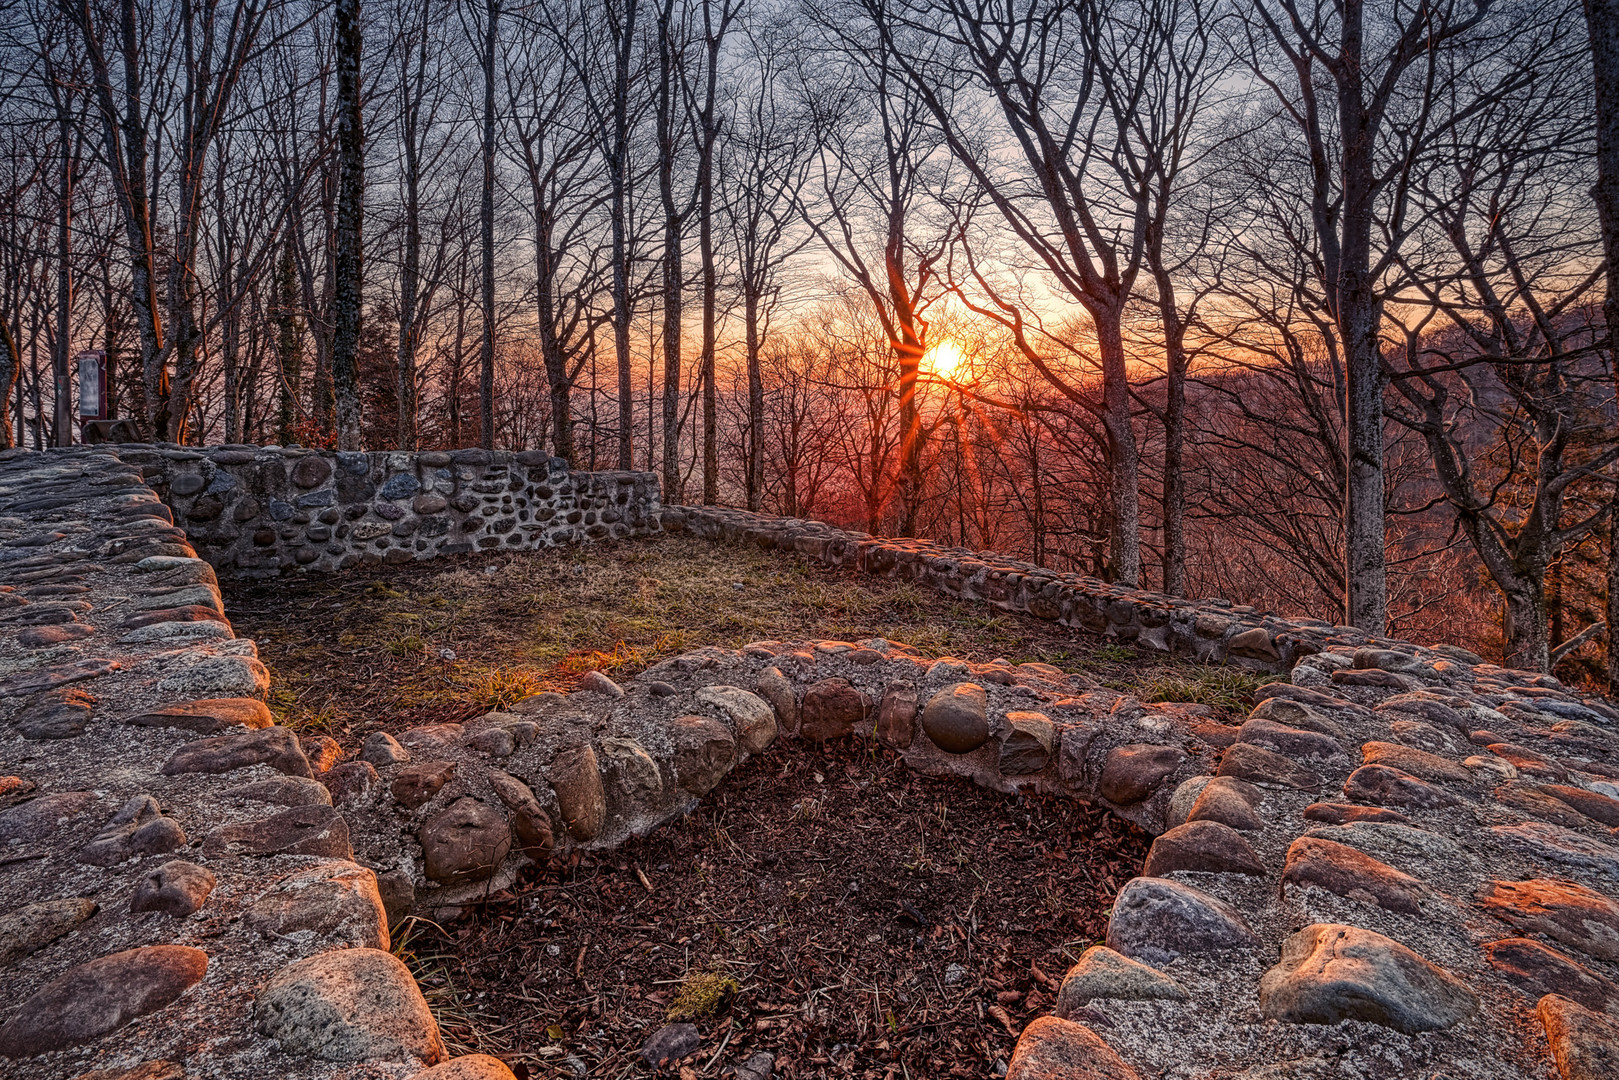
[744,284,763,510]
[657,0,682,501]
[52,110,73,447]
[1098,316,1142,585]
[396,13,426,451]
[331,0,365,450]
[479,0,499,450]
[611,0,638,469]
[274,245,302,443]
[1586,0,1619,690]
[0,315,18,449]
[1147,254,1187,595]
[1609,509,1619,692]
[695,0,735,504]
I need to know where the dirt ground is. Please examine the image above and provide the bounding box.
[221,536,1259,1078]
[399,737,1150,1080]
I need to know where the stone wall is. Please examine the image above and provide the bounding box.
[0,448,508,1080]
[672,505,1494,675]
[110,444,662,578]
[5,451,1619,1080]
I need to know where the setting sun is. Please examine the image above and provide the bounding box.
[923,338,969,379]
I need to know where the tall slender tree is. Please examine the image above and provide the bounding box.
[331,0,365,449]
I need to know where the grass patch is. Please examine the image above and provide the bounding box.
[225,535,1238,736]
[1140,666,1272,713]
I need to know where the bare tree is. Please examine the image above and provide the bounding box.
[799,0,952,536]
[720,17,813,510]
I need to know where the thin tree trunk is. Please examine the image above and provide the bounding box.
[479,0,499,450]
[52,112,73,446]
[1148,254,1187,595]
[657,0,682,501]
[744,285,763,511]
[1585,0,1619,690]
[0,315,19,449]
[1097,315,1142,586]
[1336,0,1388,632]
[612,0,637,469]
[331,0,365,450]
[396,21,425,451]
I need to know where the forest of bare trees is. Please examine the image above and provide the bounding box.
[1,0,1617,688]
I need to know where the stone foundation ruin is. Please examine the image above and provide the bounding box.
[2,444,1618,1080]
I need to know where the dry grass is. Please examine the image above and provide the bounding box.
[226,535,1256,738]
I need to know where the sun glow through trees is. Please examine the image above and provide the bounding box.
[922,338,968,381]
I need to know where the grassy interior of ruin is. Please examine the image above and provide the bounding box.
[224,534,1269,738]
[222,535,1262,1078]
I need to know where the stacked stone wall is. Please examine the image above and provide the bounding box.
[5,450,1619,1080]
[109,444,661,578]
[672,504,1489,676]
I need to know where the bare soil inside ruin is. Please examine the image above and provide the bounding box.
[224,534,1266,741]
[400,736,1150,1080]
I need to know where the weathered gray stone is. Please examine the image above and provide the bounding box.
[0,897,98,967]
[1000,711,1056,774]
[1006,1016,1141,1080]
[672,714,737,795]
[1342,765,1462,810]
[225,776,333,807]
[202,804,352,859]
[156,655,269,697]
[798,678,866,741]
[80,796,186,866]
[1142,820,1266,876]
[487,769,554,860]
[420,798,512,884]
[1099,744,1185,805]
[246,862,389,949]
[578,670,624,698]
[1259,924,1477,1034]
[1237,719,1341,760]
[0,946,208,1057]
[696,685,778,753]
[1281,837,1427,914]
[1494,821,1619,878]
[392,760,456,809]
[549,744,606,840]
[1105,876,1259,964]
[753,667,798,735]
[1186,776,1265,831]
[161,725,313,778]
[409,1055,519,1080]
[125,697,272,733]
[1538,993,1619,1080]
[1055,945,1187,1014]
[1217,743,1321,790]
[361,730,410,766]
[255,948,445,1064]
[921,683,990,754]
[1360,741,1471,784]
[1484,938,1619,1014]
[0,790,96,842]
[129,861,216,918]
[876,680,918,749]
[1480,878,1619,961]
